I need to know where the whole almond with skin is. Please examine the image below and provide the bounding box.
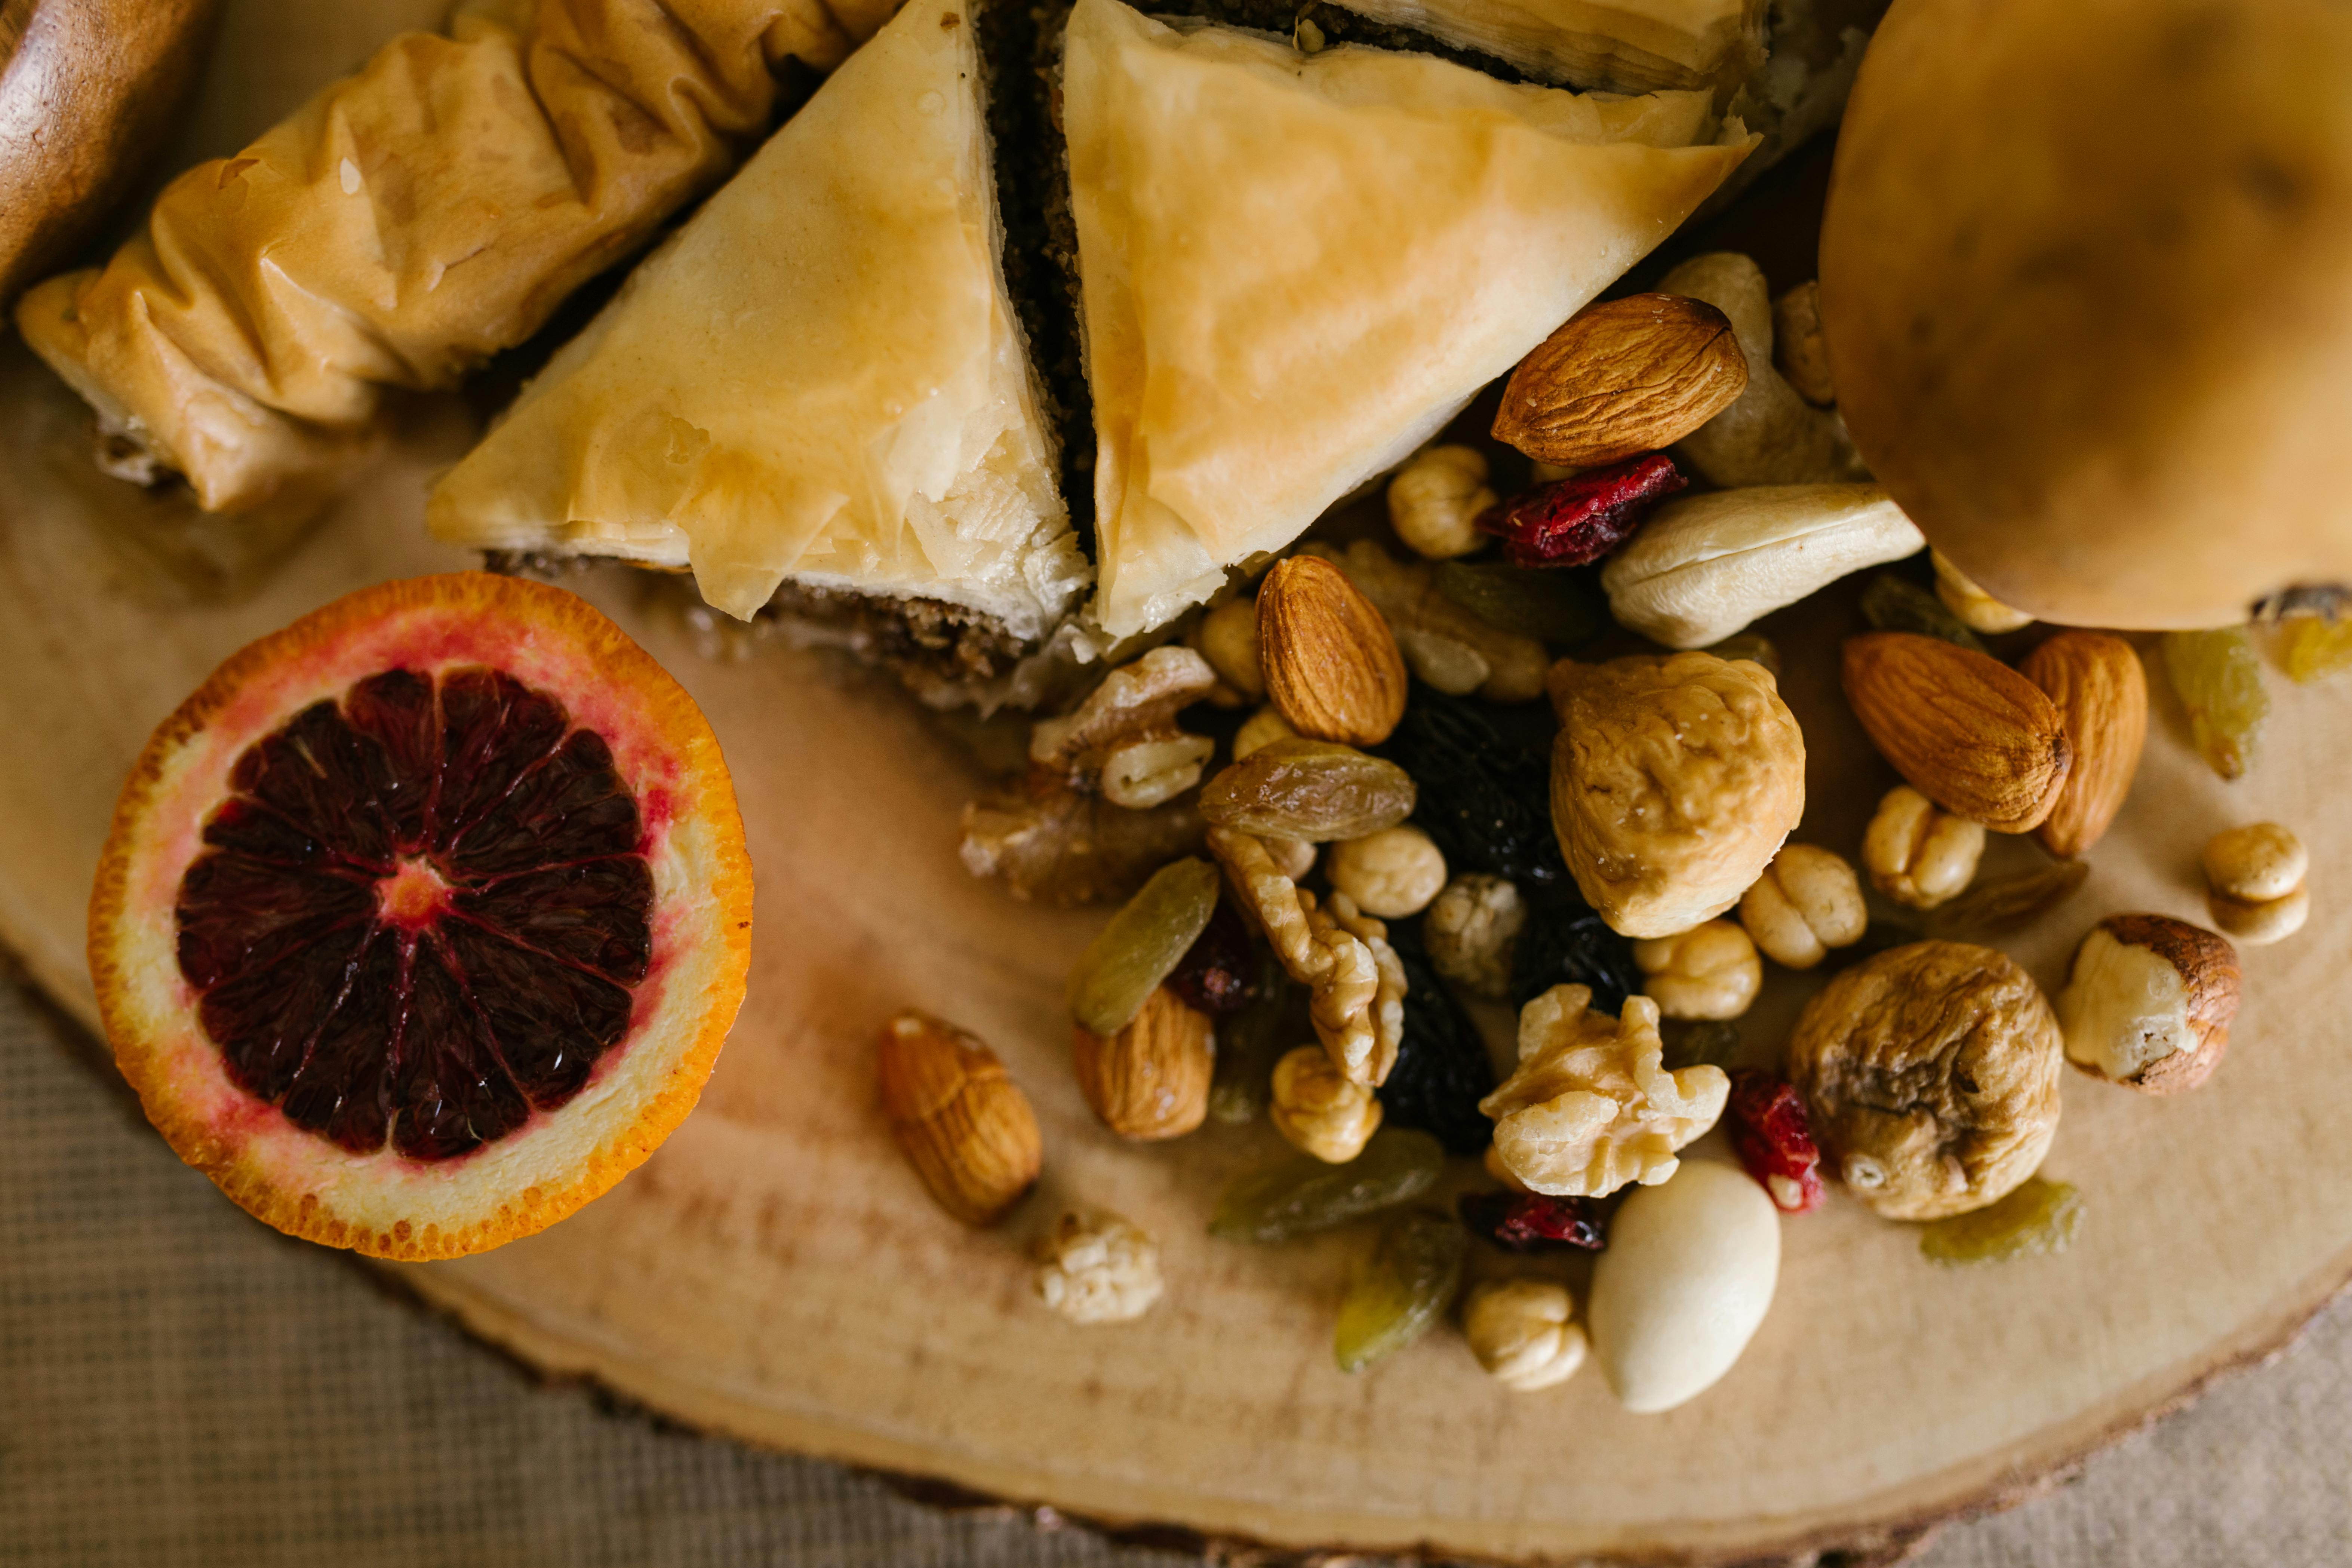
[878,1011,1042,1226]
[1841,632,2072,834]
[1493,293,1749,467]
[1072,985,1214,1140]
[2019,631,2149,858]
[1258,554,1408,746]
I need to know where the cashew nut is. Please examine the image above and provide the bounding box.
[1599,483,1924,649]
[1657,253,1868,488]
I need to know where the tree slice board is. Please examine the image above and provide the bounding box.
[5,6,2351,1562]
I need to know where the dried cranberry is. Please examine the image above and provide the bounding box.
[1166,900,1257,1016]
[1458,1191,1607,1252]
[1725,1068,1824,1214]
[1474,454,1687,568]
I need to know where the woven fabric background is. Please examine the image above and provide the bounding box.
[4,978,2349,1568]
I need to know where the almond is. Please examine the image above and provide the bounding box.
[2019,631,2149,858]
[1492,293,1749,467]
[1072,985,1214,1140]
[1840,632,2072,834]
[878,1011,1042,1226]
[1257,554,1408,746]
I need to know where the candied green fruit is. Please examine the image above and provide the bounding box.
[1919,1177,2083,1265]
[1067,857,1221,1037]
[1923,861,2090,938]
[1197,738,1416,842]
[1334,1211,1467,1372]
[1208,1128,1445,1243]
[1432,560,1608,644]
[2162,628,2267,780]
[1861,574,1988,654]
[2281,616,2352,685]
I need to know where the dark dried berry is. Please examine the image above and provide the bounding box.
[1378,688,1564,888]
[1511,899,1641,1015]
[1377,928,1496,1155]
[1167,899,1257,1017]
[1725,1068,1823,1215]
[1661,1019,1741,1072]
[1473,454,1687,568]
[1458,1191,1607,1252]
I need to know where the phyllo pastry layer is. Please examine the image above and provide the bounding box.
[428,0,1086,643]
[1063,0,1755,638]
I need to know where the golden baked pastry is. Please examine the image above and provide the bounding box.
[13,0,896,515]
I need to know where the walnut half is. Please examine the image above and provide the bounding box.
[1786,940,2063,1221]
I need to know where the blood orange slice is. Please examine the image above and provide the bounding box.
[88,574,753,1260]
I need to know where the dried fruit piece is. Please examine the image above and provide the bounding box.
[1457,1191,1606,1252]
[1378,930,1496,1155]
[1208,1127,1446,1244]
[1072,985,1216,1139]
[1199,738,1416,843]
[1475,454,1688,568]
[880,1012,1044,1228]
[1789,941,2062,1221]
[1167,899,1258,1016]
[1842,632,2072,833]
[1433,560,1609,645]
[1066,857,1221,1036]
[2162,628,2268,780]
[1921,861,2090,939]
[1258,554,1409,746]
[1377,688,1564,889]
[1918,1177,2083,1266]
[93,574,753,1260]
[1333,1210,1467,1373]
[1493,294,1749,467]
[2281,615,2352,683]
[1724,1070,1823,1214]
[1860,573,1989,653]
[1512,900,1642,1015]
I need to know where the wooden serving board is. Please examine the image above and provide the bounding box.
[7,7,2352,1562]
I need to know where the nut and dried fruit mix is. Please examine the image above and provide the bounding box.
[880,251,2316,1414]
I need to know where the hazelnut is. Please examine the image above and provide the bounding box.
[2202,823,2310,946]
[1632,920,1762,1020]
[1032,1211,1163,1324]
[1738,844,1866,969]
[1861,785,1985,910]
[1547,652,1806,939]
[1423,874,1525,1000]
[1326,825,1448,918]
[1269,1044,1383,1162]
[1232,704,1297,760]
[1478,988,1728,1199]
[1461,1279,1588,1392]
[1386,444,1495,560]
[1787,941,2062,1221]
[2057,915,2241,1094]
[1192,596,1265,701]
